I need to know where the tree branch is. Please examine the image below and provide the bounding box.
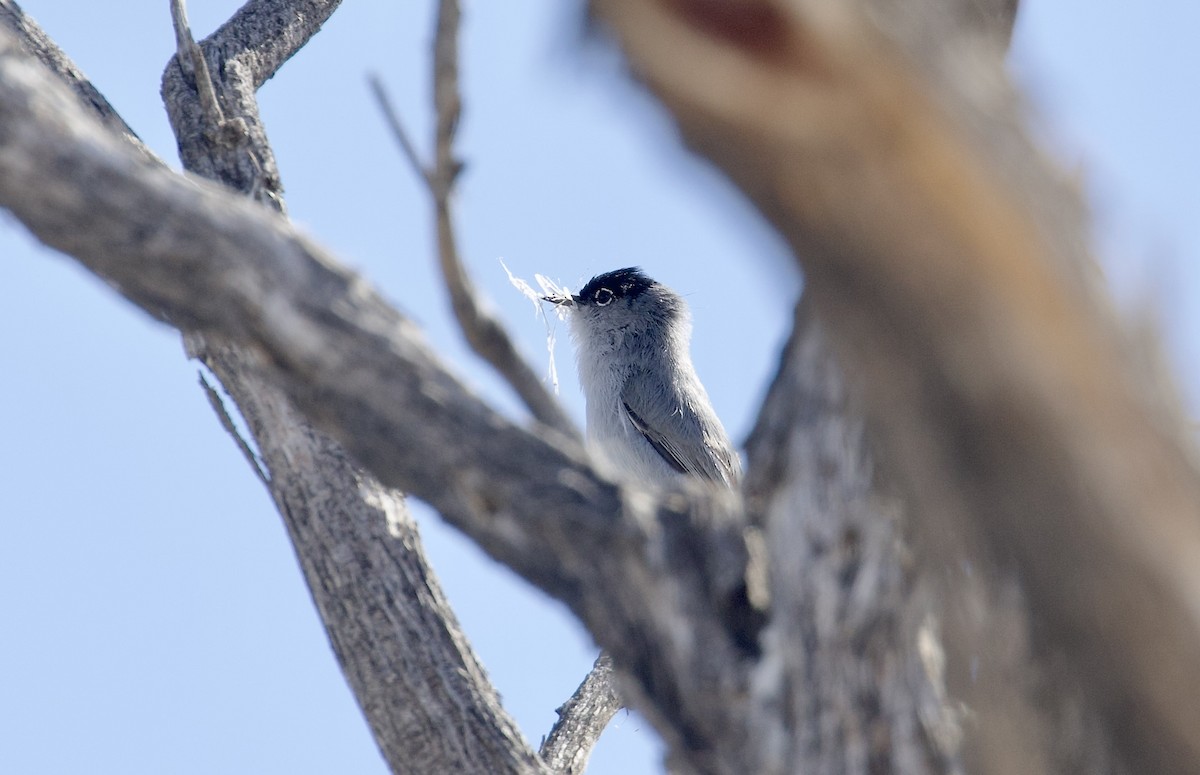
[539,654,623,774]
[743,297,1127,774]
[169,0,226,128]
[161,0,345,205]
[376,4,619,763]
[371,0,576,436]
[0,28,762,772]
[0,0,547,770]
[742,299,967,774]
[211,0,345,88]
[591,1,1200,772]
[0,0,147,155]
[196,367,269,485]
[156,1,550,771]
[368,73,432,188]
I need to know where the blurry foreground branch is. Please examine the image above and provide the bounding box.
[593,0,1200,772]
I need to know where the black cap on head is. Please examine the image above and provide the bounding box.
[575,267,657,306]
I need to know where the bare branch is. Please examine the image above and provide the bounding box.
[591,0,1200,772]
[194,338,548,775]
[169,0,225,127]
[423,6,607,745]
[368,73,432,188]
[213,0,345,88]
[161,0,348,204]
[379,0,577,436]
[377,11,613,750]
[430,0,462,200]
[0,33,761,772]
[0,0,147,155]
[196,366,269,486]
[0,5,550,772]
[539,654,623,774]
[155,2,555,771]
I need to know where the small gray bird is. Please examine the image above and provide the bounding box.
[544,267,741,489]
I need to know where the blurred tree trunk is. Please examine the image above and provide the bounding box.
[2,0,1199,774]
[591,1,1200,773]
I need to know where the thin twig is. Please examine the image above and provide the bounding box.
[539,654,623,774]
[368,73,432,188]
[198,371,270,486]
[429,0,575,435]
[387,3,610,763]
[169,0,225,125]
[167,0,277,208]
[370,0,576,437]
[430,0,462,200]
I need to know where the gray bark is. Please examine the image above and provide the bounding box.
[539,654,623,774]
[0,1,550,772]
[0,2,617,771]
[593,0,1199,772]
[158,1,550,771]
[743,299,962,774]
[0,22,761,772]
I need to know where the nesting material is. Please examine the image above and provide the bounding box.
[501,260,572,394]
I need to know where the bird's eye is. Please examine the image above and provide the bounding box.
[594,288,615,306]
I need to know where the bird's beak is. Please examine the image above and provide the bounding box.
[541,293,577,307]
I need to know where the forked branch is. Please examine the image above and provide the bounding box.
[371,0,576,437]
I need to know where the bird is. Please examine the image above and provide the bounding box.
[543,267,741,490]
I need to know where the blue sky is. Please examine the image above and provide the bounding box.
[1,2,1196,773]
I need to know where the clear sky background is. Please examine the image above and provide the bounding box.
[1,2,1196,773]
